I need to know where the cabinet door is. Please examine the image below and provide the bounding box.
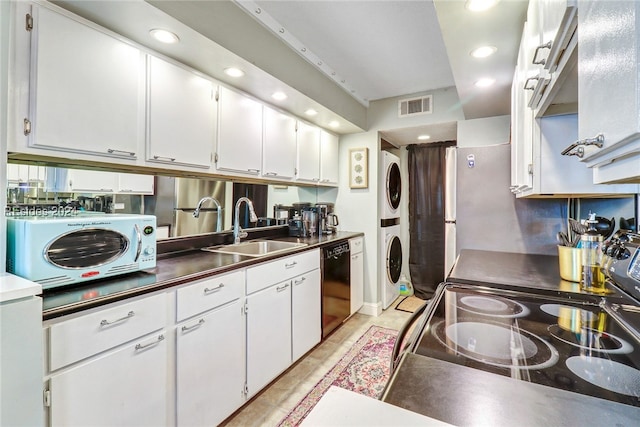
[579,0,639,161]
[68,169,118,193]
[350,252,364,315]
[263,106,297,179]
[320,130,339,185]
[117,173,154,195]
[49,332,167,426]
[29,6,142,160]
[176,301,244,427]
[292,269,321,362]
[246,281,291,396]
[147,56,215,169]
[296,121,321,182]
[216,87,263,175]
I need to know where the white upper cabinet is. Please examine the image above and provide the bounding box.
[320,130,339,185]
[511,21,535,194]
[146,56,215,169]
[117,173,154,195]
[216,87,263,175]
[262,106,297,180]
[575,0,640,184]
[26,5,143,161]
[296,121,321,183]
[527,0,578,116]
[67,170,154,194]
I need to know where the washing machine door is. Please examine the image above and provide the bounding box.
[386,162,401,211]
[386,235,402,283]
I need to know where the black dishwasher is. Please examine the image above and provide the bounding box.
[321,241,351,338]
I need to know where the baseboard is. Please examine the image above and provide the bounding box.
[358,301,382,317]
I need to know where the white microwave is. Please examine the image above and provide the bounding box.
[6,214,157,289]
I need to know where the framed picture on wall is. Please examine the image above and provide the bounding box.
[349,147,368,189]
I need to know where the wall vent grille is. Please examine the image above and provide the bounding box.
[398,95,432,117]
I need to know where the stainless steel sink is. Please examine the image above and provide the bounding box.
[201,240,307,257]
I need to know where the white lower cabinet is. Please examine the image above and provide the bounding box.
[246,280,292,397]
[48,331,168,426]
[176,300,244,427]
[292,268,321,362]
[349,237,364,315]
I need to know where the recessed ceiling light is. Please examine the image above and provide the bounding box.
[224,67,245,78]
[417,135,431,141]
[305,109,318,116]
[328,121,340,128]
[471,46,497,58]
[272,92,287,101]
[475,78,496,87]
[465,0,500,12]
[149,29,180,44]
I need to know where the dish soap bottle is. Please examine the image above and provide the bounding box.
[398,274,414,296]
[581,212,605,293]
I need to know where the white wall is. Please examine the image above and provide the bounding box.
[457,115,510,147]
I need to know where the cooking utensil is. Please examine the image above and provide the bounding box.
[557,231,572,247]
[569,218,587,235]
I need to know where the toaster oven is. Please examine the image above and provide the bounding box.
[6,214,156,289]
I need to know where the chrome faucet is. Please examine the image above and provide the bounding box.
[233,197,258,244]
[193,197,223,232]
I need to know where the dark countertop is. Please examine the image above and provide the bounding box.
[42,231,362,320]
[448,249,630,302]
[382,354,640,426]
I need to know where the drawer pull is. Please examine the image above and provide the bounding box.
[285,261,298,269]
[135,334,164,351]
[294,277,306,285]
[153,155,176,162]
[204,284,225,294]
[276,284,290,292]
[100,310,135,326]
[107,148,136,157]
[532,40,552,65]
[181,319,205,332]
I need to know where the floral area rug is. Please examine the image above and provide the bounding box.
[277,325,398,427]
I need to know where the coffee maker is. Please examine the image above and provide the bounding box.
[315,202,339,234]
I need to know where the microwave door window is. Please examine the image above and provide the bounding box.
[45,229,130,269]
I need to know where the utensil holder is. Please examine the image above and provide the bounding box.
[558,245,582,282]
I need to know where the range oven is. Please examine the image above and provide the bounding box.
[385,231,640,425]
[7,214,157,289]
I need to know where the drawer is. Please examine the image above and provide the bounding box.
[49,293,167,371]
[176,270,244,321]
[349,237,363,254]
[246,249,320,295]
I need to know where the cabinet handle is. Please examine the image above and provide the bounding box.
[276,284,290,292]
[100,310,135,326]
[560,134,605,158]
[532,40,552,65]
[135,334,165,351]
[284,261,298,269]
[181,319,205,332]
[153,155,176,162]
[247,168,260,173]
[523,76,540,91]
[107,148,136,157]
[204,284,225,294]
[321,179,330,183]
[294,277,306,285]
[264,172,278,176]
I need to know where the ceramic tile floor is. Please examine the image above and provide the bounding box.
[220,299,413,427]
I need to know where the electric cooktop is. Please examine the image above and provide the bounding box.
[412,284,640,408]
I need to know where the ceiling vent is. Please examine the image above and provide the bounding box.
[398,95,432,117]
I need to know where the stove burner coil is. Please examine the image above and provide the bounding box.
[548,325,634,355]
[566,356,640,397]
[458,295,530,318]
[433,320,559,370]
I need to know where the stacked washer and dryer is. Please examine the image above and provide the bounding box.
[380,151,404,310]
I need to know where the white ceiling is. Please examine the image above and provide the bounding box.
[51,0,528,145]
